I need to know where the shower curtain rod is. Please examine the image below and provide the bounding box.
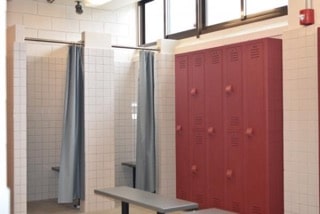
[112,45,160,52]
[25,37,84,46]
[25,38,160,51]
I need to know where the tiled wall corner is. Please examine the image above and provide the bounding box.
[283,27,319,214]
[155,53,176,197]
[7,42,27,214]
[83,48,115,212]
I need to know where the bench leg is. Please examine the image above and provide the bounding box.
[121,201,129,214]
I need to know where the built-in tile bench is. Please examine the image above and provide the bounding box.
[94,186,198,214]
[51,166,60,172]
[121,161,136,188]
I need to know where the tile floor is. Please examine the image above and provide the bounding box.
[27,199,183,214]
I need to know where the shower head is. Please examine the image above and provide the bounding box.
[75,1,83,14]
[47,0,55,3]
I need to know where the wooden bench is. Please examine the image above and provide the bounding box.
[94,186,198,214]
[184,208,237,213]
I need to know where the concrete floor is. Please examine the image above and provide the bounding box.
[27,199,183,214]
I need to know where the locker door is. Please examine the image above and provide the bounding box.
[223,46,244,213]
[188,52,207,208]
[175,54,191,200]
[205,48,224,209]
[243,41,267,214]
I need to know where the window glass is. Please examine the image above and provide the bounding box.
[205,0,241,26]
[145,0,164,43]
[167,0,196,34]
[246,0,288,15]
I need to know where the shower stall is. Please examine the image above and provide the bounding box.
[7,27,117,213]
[7,25,177,214]
[27,54,67,202]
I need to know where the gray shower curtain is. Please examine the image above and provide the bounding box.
[58,45,84,203]
[135,51,156,193]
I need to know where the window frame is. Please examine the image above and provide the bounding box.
[138,0,288,45]
[138,0,165,46]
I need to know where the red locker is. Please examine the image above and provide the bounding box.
[188,52,207,208]
[205,48,225,209]
[175,54,191,201]
[243,39,283,214]
[223,46,244,213]
[243,41,268,214]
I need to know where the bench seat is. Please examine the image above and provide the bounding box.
[95,186,198,214]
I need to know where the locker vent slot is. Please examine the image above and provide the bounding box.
[194,134,204,144]
[194,116,203,126]
[251,205,262,214]
[230,133,240,147]
[250,45,260,59]
[179,60,187,69]
[232,201,240,212]
[194,56,202,67]
[230,49,239,62]
[230,116,240,127]
[211,51,221,64]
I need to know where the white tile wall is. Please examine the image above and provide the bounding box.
[154,53,176,197]
[7,0,136,213]
[283,27,319,214]
[7,42,28,214]
[83,48,115,212]
[26,56,66,201]
[114,59,137,187]
[7,0,137,56]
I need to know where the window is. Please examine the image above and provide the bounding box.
[145,0,164,44]
[138,0,288,45]
[246,0,288,15]
[166,0,196,34]
[138,0,164,45]
[205,0,241,26]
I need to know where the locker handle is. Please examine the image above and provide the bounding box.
[245,128,254,137]
[226,169,233,179]
[191,165,198,174]
[176,125,182,132]
[190,88,198,96]
[207,127,215,135]
[225,85,233,93]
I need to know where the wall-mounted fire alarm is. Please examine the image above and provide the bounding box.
[299,8,314,25]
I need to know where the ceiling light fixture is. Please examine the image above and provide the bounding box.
[84,0,112,7]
